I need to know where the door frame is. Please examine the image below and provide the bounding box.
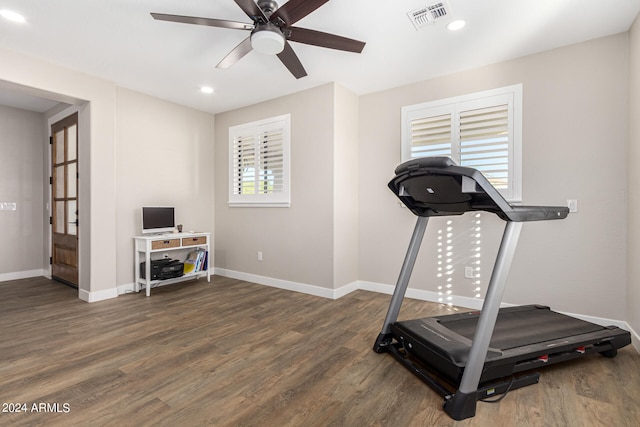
[47,105,82,292]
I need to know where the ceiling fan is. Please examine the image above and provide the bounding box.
[151,0,366,79]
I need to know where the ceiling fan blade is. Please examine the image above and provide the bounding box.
[270,0,329,26]
[216,36,253,69]
[233,0,268,23]
[151,13,253,30]
[287,27,365,53]
[276,42,307,79]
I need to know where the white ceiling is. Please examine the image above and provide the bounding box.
[1,0,639,114]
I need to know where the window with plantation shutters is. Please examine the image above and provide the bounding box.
[229,114,290,207]
[459,104,510,191]
[402,85,522,201]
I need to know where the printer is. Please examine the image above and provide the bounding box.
[140,258,184,280]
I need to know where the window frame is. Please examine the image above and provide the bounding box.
[228,114,291,207]
[401,84,523,202]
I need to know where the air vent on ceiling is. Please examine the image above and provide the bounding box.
[408,1,451,30]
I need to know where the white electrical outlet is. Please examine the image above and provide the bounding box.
[257,251,263,262]
[465,266,475,279]
[567,199,578,213]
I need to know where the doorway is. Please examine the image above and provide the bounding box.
[51,113,79,287]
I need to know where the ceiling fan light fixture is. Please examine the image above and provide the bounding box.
[151,0,365,79]
[251,26,285,55]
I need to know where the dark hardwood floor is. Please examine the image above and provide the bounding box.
[1,276,639,426]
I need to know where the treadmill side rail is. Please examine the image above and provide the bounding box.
[439,221,523,420]
[456,222,523,395]
[373,216,429,352]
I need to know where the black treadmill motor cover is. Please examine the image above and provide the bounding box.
[389,157,569,222]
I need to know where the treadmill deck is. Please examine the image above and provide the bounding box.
[438,305,602,350]
[391,305,631,384]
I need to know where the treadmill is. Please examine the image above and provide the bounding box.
[373,157,631,420]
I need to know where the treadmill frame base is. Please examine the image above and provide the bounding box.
[382,339,540,420]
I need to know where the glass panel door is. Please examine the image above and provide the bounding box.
[51,113,79,286]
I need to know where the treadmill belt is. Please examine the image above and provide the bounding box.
[439,308,604,350]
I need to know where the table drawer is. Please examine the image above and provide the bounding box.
[182,236,207,246]
[151,239,180,250]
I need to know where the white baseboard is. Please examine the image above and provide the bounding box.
[357,280,486,310]
[556,310,628,330]
[117,282,137,295]
[334,280,361,298]
[214,268,359,300]
[0,269,46,283]
[79,287,118,303]
[629,324,640,353]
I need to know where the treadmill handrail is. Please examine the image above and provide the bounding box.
[389,157,569,222]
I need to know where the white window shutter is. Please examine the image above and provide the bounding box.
[409,113,453,159]
[229,114,290,207]
[258,126,285,195]
[231,133,256,195]
[401,85,522,202]
[458,104,510,191]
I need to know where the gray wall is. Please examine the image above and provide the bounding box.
[358,33,629,321]
[215,84,335,288]
[628,15,640,343]
[115,87,215,288]
[213,34,632,323]
[333,85,359,288]
[214,83,359,291]
[0,105,44,277]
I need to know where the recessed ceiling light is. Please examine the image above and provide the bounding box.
[200,86,214,94]
[0,9,26,23]
[447,20,466,31]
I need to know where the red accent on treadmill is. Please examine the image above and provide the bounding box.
[576,346,586,354]
[538,355,549,362]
